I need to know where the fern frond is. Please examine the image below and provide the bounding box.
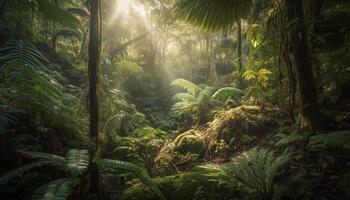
[308,130,350,149]
[275,133,307,146]
[32,178,79,200]
[172,93,196,102]
[171,78,200,96]
[0,161,59,186]
[16,150,65,163]
[65,149,89,176]
[212,87,244,102]
[97,159,165,200]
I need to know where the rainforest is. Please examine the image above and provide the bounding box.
[0,0,350,199]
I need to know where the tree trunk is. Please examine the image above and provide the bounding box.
[237,19,242,72]
[285,0,321,131]
[88,0,100,199]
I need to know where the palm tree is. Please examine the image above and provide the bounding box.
[173,0,253,72]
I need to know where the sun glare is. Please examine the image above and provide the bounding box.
[108,0,147,26]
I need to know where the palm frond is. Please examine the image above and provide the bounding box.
[65,149,89,176]
[97,159,166,200]
[36,0,81,29]
[173,0,253,31]
[0,40,49,69]
[67,7,90,19]
[32,178,79,200]
[171,78,200,96]
[53,29,82,41]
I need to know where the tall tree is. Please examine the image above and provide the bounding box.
[88,0,100,198]
[284,0,321,130]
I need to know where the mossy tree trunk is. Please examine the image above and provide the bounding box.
[88,0,101,198]
[285,0,321,131]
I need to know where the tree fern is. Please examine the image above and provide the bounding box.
[32,178,79,200]
[97,159,166,200]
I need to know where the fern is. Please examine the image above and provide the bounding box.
[199,148,293,199]
[97,159,166,200]
[171,78,200,96]
[32,178,79,200]
[308,130,350,149]
[275,132,307,146]
[16,150,66,163]
[65,149,89,176]
[0,104,18,135]
[0,161,59,186]
[211,87,244,102]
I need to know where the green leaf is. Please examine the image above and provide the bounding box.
[0,161,60,186]
[32,178,80,200]
[97,159,166,200]
[171,78,201,96]
[65,149,89,176]
[173,0,253,32]
[212,87,244,102]
[36,0,81,29]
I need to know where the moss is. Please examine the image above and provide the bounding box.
[121,172,242,200]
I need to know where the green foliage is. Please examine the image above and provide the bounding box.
[173,0,253,31]
[97,159,166,200]
[53,29,82,41]
[211,87,244,103]
[32,178,79,200]
[274,132,307,146]
[0,104,19,135]
[122,172,241,200]
[171,78,201,96]
[36,0,81,29]
[308,130,350,149]
[0,40,85,133]
[243,68,272,101]
[134,126,167,140]
[0,161,59,186]
[65,149,89,176]
[198,148,293,200]
[171,78,214,125]
[0,40,49,68]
